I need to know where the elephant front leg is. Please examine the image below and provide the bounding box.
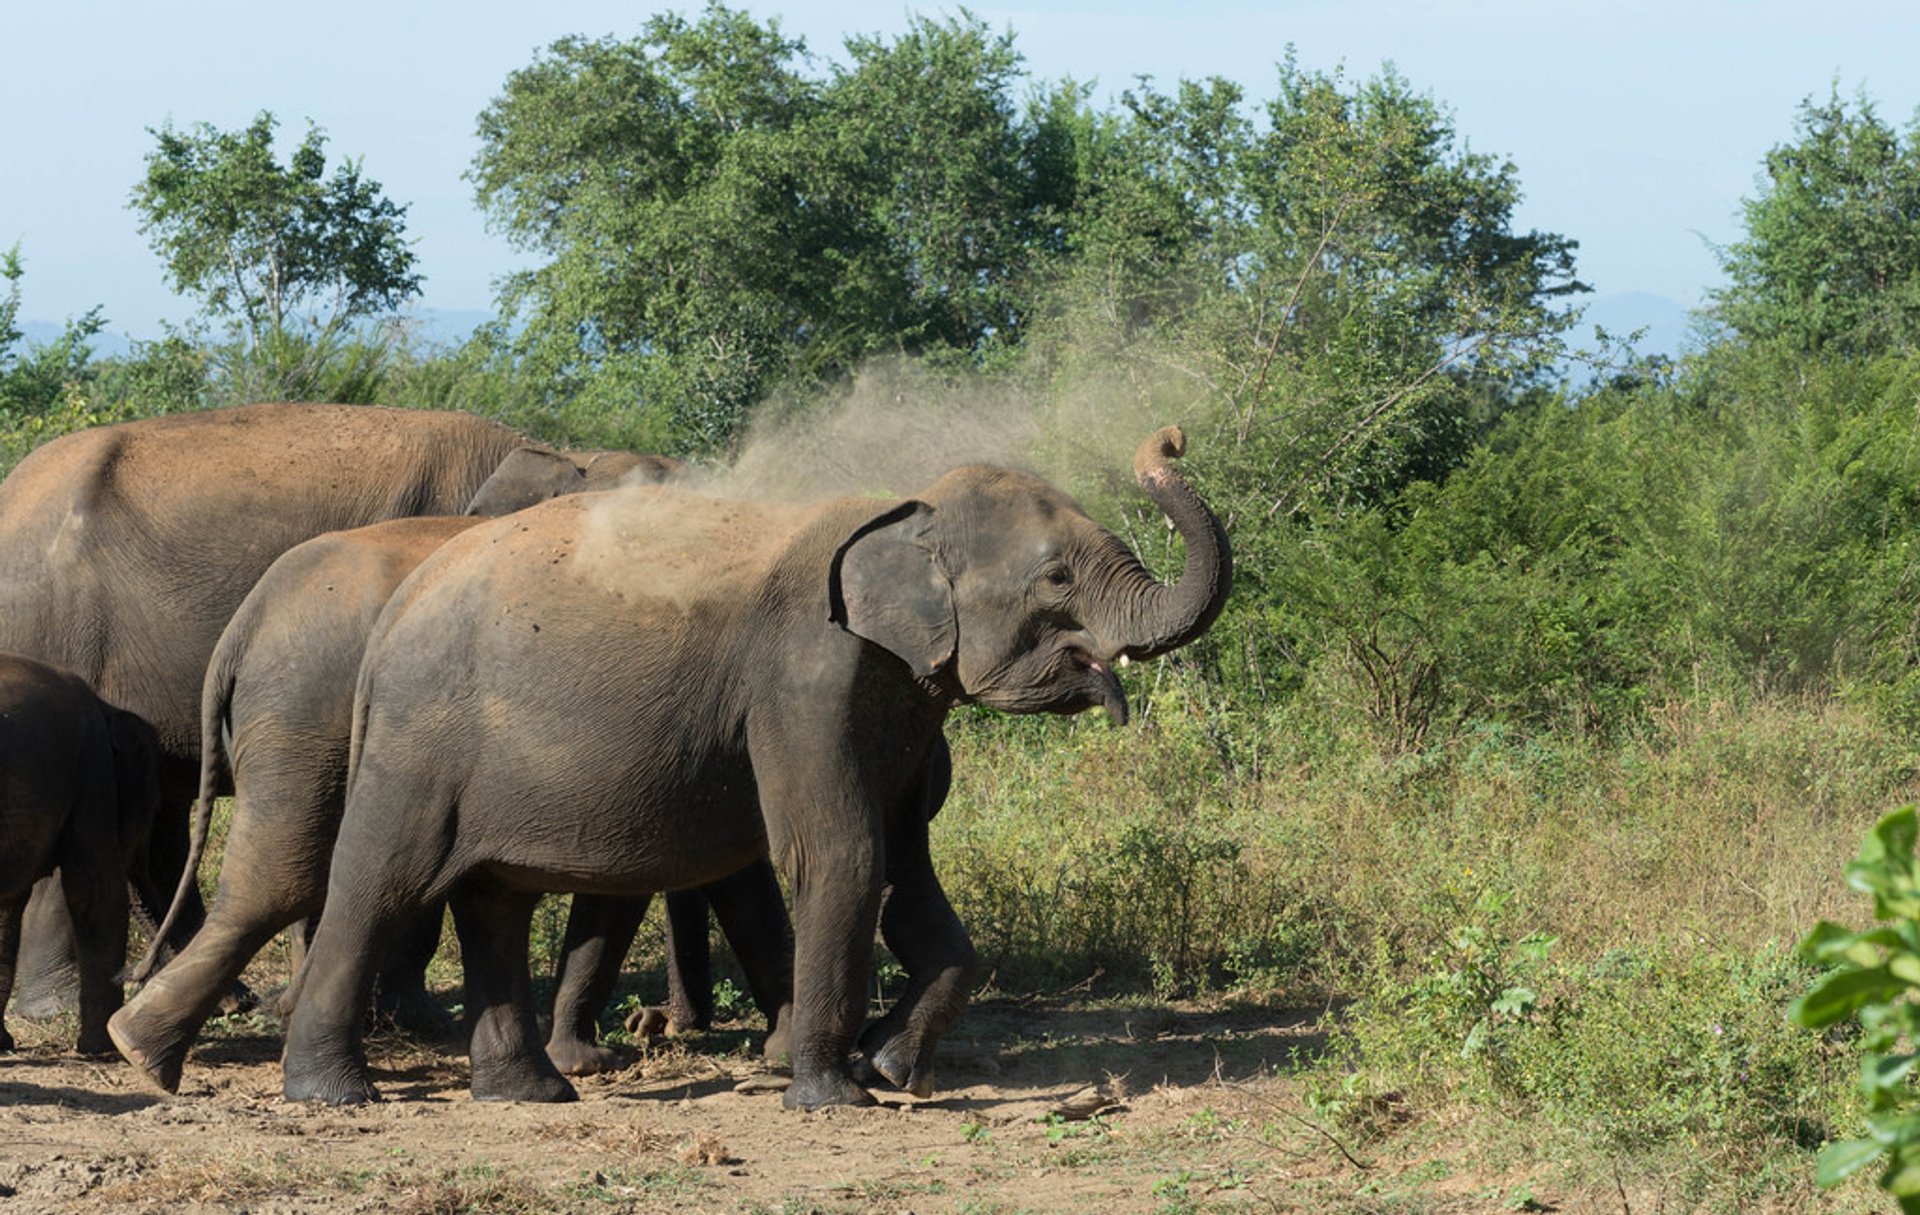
[858,810,978,1099]
[12,876,80,1019]
[545,893,647,1077]
[780,833,883,1111]
[451,879,576,1102]
[370,903,455,1039]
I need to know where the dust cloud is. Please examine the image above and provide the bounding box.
[699,350,1219,507]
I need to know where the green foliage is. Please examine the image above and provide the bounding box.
[470,5,1083,453]
[0,244,105,421]
[129,111,421,353]
[1337,912,1832,1168]
[1794,807,1920,1209]
[1084,56,1583,512]
[470,10,1579,464]
[1712,89,1920,354]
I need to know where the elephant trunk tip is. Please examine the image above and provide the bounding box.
[1133,426,1187,485]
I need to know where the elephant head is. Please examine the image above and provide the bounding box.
[832,427,1232,725]
[465,447,687,517]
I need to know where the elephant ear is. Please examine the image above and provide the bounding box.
[829,501,956,680]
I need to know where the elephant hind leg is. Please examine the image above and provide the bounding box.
[370,903,455,1039]
[703,859,795,1061]
[0,893,25,1052]
[451,876,576,1102]
[545,893,647,1076]
[857,812,978,1100]
[663,889,712,1035]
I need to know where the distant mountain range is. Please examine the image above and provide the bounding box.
[16,295,1698,372]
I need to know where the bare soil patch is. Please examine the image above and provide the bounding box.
[1,996,1358,1214]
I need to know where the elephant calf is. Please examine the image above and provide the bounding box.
[0,653,162,1055]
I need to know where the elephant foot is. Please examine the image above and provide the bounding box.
[763,1017,791,1065]
[782,1068,875,1111]
[216,980,258,1016]
[75,1012,122,1059]
[666,996,710,1036]
[282,1061,382,1106]
[107,1003,191,1095]
[471,1059,579,1103]
[545,1035,629,1077]
[373,986,456,1040]
[859,1029,936,1099]
[11,985,75,1020]
[624,1006,669,1041]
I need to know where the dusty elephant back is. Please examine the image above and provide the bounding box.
[0,403,526,762]
[212,514,490,765]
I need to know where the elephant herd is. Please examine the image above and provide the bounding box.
[0,401,1231,1109]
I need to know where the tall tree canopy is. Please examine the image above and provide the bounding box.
[1712,90,1920,354]
[470,5,1583,466]
[130,112,421,350]
[471,6,1076,448]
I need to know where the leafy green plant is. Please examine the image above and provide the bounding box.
[1793,805,1920,1209]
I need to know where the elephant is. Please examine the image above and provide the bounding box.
[109,511,789,1095]
[0,402,600,1021]
[280,426,1230,1108]
[463,447,688,517]
[0,653,163,1055]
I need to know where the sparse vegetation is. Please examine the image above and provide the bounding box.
[5,7,1919,1209]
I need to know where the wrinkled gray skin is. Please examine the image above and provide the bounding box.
[109,457,744,1095]
[0,403,587,1023]
[281,428,1230,1109]
[0,654,163,1055]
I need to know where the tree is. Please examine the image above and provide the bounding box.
[1711,89,1920,354]
[0,244,104,419]
[470,4,1080,451]
[129,112,422,350]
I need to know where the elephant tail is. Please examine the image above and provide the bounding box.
[129,634,237,984]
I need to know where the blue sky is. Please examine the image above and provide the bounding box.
[5,1,1918,354]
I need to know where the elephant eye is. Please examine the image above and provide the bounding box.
[1042,564,1073,590]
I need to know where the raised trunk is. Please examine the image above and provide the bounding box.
[1110,427,1234,661]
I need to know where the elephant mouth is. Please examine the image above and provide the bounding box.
[1069,649,1130,727]
[970,645,1131,725]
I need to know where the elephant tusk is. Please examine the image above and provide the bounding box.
[1117,654,1131,668]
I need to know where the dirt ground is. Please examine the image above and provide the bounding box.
[0,995,1413,1215]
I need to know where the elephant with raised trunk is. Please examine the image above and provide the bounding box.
[0,654,163,1055]
[0,403,605,1019]
[281,427,1230,1108]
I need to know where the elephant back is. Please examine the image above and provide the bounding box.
[0,403,526,762]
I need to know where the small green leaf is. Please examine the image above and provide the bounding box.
[1792,966,1908,1029]
[1492,987,1537,1016]
[1891,954,1920,986]
[1866,1053,1920,1096]
[1815,1138,1885,1187]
